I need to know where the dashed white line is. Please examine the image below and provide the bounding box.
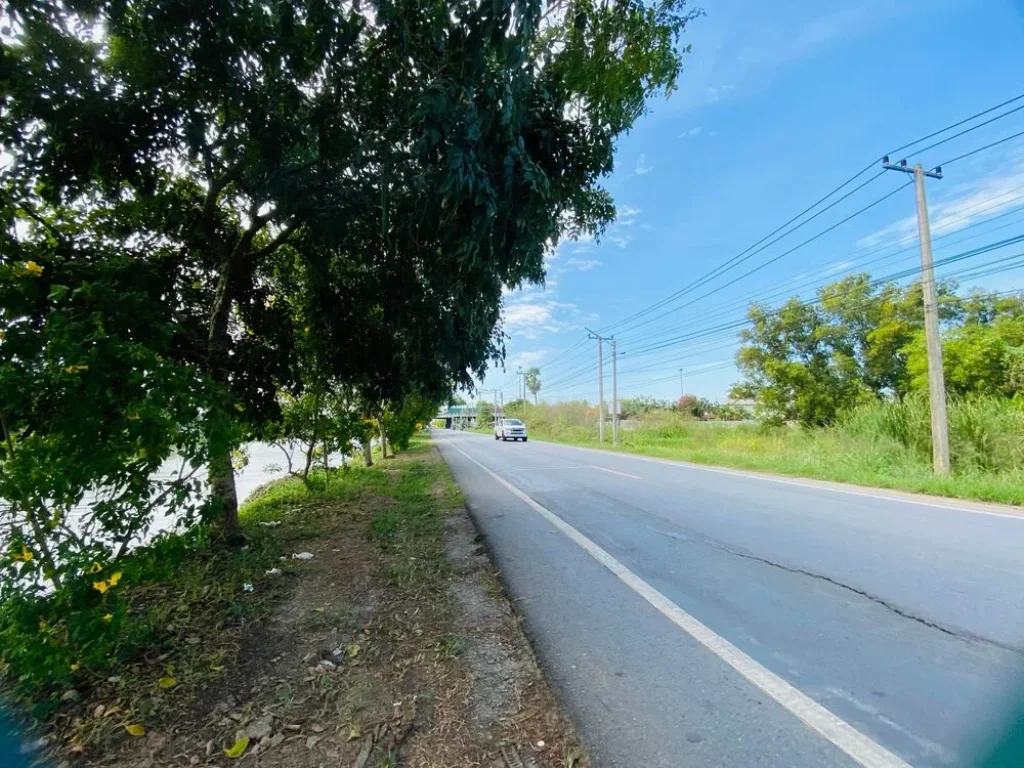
[479,432,1023,521]
[589,465,642,480]
[443,439,912,768]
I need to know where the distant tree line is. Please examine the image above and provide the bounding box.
[730,274,1024,426]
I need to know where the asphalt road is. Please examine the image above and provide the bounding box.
[434,430,1024,768]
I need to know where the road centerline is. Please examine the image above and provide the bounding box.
[443,438,912,768]
[588,464,642,480]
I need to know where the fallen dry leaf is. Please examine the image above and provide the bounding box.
[223,736,250,759]
[125,724,146,737]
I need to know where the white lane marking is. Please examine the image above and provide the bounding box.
[589,465,642,480]
[443,439,912,768]
[467,433,1022,521]
[505,465,588,473]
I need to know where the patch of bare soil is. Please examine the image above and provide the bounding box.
[80,453,585,768]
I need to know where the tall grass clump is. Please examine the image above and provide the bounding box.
[839,395,1024,474]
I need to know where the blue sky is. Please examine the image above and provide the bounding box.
[479,0,1024,405]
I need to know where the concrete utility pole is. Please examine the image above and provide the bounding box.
[586,327,605,443]
[883,156,950,475]
[678,368,684,400]
[517,366,524,415]
[611,337,619,446]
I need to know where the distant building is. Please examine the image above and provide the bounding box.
[726,398,756,416]
[436,405,479,429]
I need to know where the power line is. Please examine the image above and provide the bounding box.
[597,93,1024,337]
[622,234,1024,359]
[523,95,1024,396]
[938,129,1024,169]
[611,282,1024,396]
[616,191,1024,348]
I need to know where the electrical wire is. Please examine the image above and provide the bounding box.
[598,93,1024,337]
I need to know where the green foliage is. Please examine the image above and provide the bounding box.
[905,303,1024,397]
[2,0,698,548]
[524,367,542,404]
[734,275,1022,426]
[0,250,217,594]
[261,385,365,480]
[476,400,494,426]
[0,526,281,709]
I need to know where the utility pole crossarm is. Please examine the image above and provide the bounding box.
[882,155,943,179]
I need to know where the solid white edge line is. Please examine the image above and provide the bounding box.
[461,430,1021,521]
[589,464,642,480]
[443,439,912,768]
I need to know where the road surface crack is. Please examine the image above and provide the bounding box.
[702,539,1024,655]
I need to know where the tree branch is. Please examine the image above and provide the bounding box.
[201,163,244,241]
[246,218,301,262]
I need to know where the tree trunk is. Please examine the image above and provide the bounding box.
[206,258,244,544]
[376,418,389,458]
[301,391,322,483]
[208,447,243,545]
[362,439,373,467]
[533,392,538,405]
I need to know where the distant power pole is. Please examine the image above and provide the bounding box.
[517,366,524,414]
[611,337,619,446]
[586,327,605,442]
[883,156,950,475]
[678,368,684,400]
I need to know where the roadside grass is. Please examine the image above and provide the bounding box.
[0,437,461,754]
[519,398,1024,506]
[0,521,289,750]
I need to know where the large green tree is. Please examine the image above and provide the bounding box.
[2,0,697,545]
[734,275,1023,425]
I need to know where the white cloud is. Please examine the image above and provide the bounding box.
[565,258,601,272]
[509,350,547,368]
[606,233,632,249]
[704,85,733,102]
[820,259,855,277]
[618,204,642,218]
[636,154,653,175]
[858,165,1024,248]
[677,126,703,139]
[502,294,580,339]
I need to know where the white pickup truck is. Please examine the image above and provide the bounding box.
[494,418,528,442]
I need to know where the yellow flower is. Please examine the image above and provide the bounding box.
[70,663,80,672]
[92,572,122,594]
[24,261,44,277]
[102,614,113,622]
[12,546,33,563]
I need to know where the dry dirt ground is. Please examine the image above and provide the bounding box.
[58,446,585,768]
